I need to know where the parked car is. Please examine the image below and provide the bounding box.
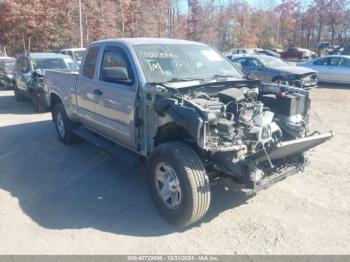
[256,49,281,58]
[43,38,332,226]
[14,53,79,112]
[281,47,312,60]
[297,55,350,84]
[337,46,350,56]
[230,54,317,89]
[60,48,86,65]
[0,56,15,89]
[300,48,316,59]
[316,42,332,56]
[272,48,283,54]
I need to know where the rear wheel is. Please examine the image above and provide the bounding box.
[147,142,211,227]
[31,91,46,112]
[53,103,77,144]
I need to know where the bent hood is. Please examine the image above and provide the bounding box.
[272,66,316,75]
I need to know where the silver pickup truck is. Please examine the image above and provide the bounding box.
[44,38,333,227]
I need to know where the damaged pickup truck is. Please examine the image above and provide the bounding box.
[43,38,333,226]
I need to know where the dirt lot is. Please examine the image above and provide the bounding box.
[0,84,349,254]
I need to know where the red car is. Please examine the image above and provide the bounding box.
[281,47,306,60]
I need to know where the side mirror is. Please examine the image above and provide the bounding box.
[102,67,130,83]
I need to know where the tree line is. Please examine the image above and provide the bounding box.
[0,0,349,56]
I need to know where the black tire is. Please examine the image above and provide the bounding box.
[52,103,77,145]
[14,86,26,102]
[31,91,46,113]
[147,142,211,227]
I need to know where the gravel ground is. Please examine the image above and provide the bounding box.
[0,85,349,254]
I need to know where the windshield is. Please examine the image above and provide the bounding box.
[134,44,242,83]
[64,58,79,70]
[258,56,289,68]
[73,51,85,64]
[31,58,72,70]
[4,61,15,70]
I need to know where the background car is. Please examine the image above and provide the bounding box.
[230,54,318,89]
[230,48,258,55]
[0,56,15,89]
[272,48,283,54]
[256,49,281,58]
[297,55,350,84]
[337,45,350,55]
[14,53,79,112]
[300,48,316,59]
[281,47,313,60]
[316,42,332,56]
[60,48,86,65]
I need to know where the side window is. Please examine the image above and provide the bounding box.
[313,58,328,66]
[340,58,350,68]
[234,58,247,67]
[68,51,73,58]
[23,58,31,73]
[246,58,262,68]
[83,46,100,79]
[329,57,343,66]
[100,46,134,82]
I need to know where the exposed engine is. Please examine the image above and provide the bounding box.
[188,86,285,161]
[151,81,332,187]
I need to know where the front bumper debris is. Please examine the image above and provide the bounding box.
[249,131,334,163]
[213,131,334,195]
[241,164,302,196]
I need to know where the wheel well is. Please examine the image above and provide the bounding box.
[154,122,192,147]
[50,93,62,111]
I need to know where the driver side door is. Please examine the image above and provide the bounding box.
[92,45,139,151]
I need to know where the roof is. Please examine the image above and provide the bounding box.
[317,55,350,59]
[230,54,271,59]
[60,48,86,52]
[21,53,71,59]
[91,38,206,46]
[0,56,15,61]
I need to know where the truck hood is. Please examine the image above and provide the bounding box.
[151,77,249,89]
[272,66,316,75]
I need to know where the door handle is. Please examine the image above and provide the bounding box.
[93,89,103,96]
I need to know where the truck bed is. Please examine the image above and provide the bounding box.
[44,70,79,117]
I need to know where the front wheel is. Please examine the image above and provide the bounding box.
[53,103,77,144]
[147,142,211,227]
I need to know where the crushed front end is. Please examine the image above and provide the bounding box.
[150,80,333,194]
